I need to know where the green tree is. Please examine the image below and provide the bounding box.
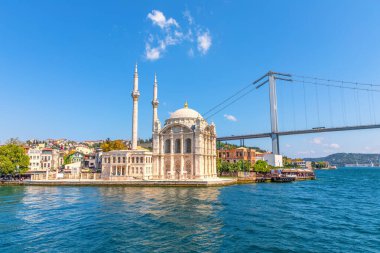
[63,150,76,165]
[253,160,271,173]
[0,144,30,175]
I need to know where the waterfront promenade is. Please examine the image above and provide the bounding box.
[1,178,237,187]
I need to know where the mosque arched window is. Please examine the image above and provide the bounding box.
[185,138,192,153]
[165,139,171,153]
[175,139,181,153]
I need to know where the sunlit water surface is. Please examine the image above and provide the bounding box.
[1,168,380,252]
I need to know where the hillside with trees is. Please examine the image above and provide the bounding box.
[305,153,380,167]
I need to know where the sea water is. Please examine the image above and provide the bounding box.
[0,168,379,252]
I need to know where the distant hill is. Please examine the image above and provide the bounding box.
[305,153,380,167]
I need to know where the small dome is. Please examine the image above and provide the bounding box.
[170,107,203,119]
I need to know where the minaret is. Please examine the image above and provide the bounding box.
[152,73,159,132]
[131,64,140,150]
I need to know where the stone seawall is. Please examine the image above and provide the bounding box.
[1,179,237,187]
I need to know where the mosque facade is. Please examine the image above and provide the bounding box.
[101,65,217,180]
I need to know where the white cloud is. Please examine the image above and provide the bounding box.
[297,150,316,155]
[285,144,292,148]
[147,10,179,29]
[183,10,193,25]
[144,9,212,60]
[224,114,238,122]
[329,143,340,149]
[197,31,212,55]
[145,44,161,61]
[311,137,323,145]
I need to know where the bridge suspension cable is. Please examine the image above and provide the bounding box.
[204,85,257,120]
[292,74,380,87]
[291,79,380,93]
[203,83,254,118]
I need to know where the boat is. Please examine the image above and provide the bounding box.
[271,176,295,183]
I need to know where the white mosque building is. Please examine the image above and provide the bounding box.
[101,65,217,180]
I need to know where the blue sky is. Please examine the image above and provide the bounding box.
[1,0,380,158]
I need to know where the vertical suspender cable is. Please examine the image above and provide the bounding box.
[371,84,377,124]
[341,81,347,126]
[355,83,361,125]
[315,82,321,127]
[367,89,373,124]
[328,81,333,127]
[291,82,296,130]
[303,80,308,129]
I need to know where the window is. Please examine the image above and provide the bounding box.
[118,157,120,163]
[140,157,144,163]
[123,157,126,163]
[128,157,130,163]
[165,139,171,153]
[185,138,191,153]
[113,157,116,163]
[175,139,181,153]
[132,157,135,163]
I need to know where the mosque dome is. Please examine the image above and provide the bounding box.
[169,102,203,119]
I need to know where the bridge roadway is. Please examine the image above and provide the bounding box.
[216,124,380,141]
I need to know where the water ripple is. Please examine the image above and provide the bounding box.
[0,168,380,252]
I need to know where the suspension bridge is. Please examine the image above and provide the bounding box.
[203,71,380,155]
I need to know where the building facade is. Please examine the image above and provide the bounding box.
[28,148,42,171]
[217,147,256,164]
[101,65,218,181]
[152,103,217,179]
[101,150,153,180]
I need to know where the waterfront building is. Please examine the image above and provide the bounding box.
[217,147,256,164]
[83,154,96,169]
[101,149,153,180]
[67,152,84,163]
[64,162,82,174]
[41,148,60,171]
[101,64,153,180]
[27,148,42,171]
[152,102,218,179]
[101,65,218,180]
[264,154,283,167]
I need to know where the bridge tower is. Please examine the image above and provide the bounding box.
[268,72,280,155]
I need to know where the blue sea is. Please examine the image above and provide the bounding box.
[1,168,380,253]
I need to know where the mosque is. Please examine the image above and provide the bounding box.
[101,65,218,180]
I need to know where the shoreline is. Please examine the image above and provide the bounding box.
[0,175,316,187]
[0,178,238,187]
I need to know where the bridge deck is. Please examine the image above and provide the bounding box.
[216,124,380,141]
